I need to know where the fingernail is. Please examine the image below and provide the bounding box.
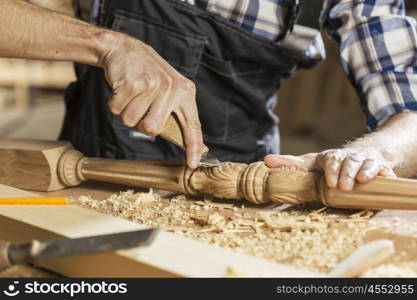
[380,167,394,176]
[388,170,397,178]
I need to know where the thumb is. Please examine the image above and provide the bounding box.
[264,153,319,170]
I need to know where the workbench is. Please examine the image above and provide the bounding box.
[0,182,417,277]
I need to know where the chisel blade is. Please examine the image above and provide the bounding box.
[8,229,159,264]
[199,152,222,167]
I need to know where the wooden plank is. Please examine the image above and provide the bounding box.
[0,184,318,277]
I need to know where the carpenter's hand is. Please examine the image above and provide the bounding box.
[264,147,396,191]
[101,34,203,169]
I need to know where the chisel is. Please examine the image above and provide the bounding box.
[160,114,221,167]
[0,228,159,270]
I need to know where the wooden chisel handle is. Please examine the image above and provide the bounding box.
[0,240,41,271]
[160,114,209,153]
[0,240,12,271]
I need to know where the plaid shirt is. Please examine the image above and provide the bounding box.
[87,0,417,129]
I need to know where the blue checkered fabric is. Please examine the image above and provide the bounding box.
[90,0,417,129]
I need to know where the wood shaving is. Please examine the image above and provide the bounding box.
[79,190,386,273]
[361,263,417,278]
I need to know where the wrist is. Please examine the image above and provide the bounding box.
[93,30,144,69]
[344,139,397,169]
[89,29,123,67]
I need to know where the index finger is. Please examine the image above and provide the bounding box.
[176,105,203,169]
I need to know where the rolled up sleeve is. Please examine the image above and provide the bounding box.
[322,0,417,129]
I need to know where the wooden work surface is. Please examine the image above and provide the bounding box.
[2,182,417,277]
[0,183,319,278]
[40,181,417,236]
[44,182,417,269]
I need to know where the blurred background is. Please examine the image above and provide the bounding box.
[0,0,416,156]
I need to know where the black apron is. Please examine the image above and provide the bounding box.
[60,0,322,163]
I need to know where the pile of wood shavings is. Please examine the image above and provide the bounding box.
[79,190,379,273]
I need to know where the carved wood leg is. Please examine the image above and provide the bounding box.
[54,149,417,210]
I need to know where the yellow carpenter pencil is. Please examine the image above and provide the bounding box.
[0,197,77,205]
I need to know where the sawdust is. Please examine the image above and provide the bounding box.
[361,262,417,277]
[0,265,55,278]
[79,189,383,273]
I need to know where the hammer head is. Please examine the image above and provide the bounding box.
[0,139,73,191]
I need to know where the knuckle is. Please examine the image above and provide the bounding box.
[188,118,202,130]
[341,164,357,177]
[162,77,173,90]
[144,44,157,55]
[193,135,203,147]
[321,150,334,160]
[108,102,121,115]
[322,154,336,164]
[320,153,343,172]
[182,79,196,93]
[121,115,136,127]
[326,150,344,162]
[188,137,203,150]
[142,44,153,52]
[141,44,158,56]
[122,79,137,94]
[140,121,159,136]
[196,138,204,147]
[123,79,142,97]
[347,153,363,163]
[363,158,377,166]
[343,170,355,178]
[147,79,158,90]
[143,75,157,90]
[139,93,153,105]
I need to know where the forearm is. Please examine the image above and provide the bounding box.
[0,1,204,168]
[346,111,417,178]
[0,0,114,66]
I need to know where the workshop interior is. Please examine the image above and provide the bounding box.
[0,0,417,284]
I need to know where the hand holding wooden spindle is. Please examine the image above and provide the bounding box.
[1,139,417,210]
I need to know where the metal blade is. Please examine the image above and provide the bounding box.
[9,229,159,264]
[199,152,222,167]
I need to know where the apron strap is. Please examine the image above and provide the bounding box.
[276,0,299,42]
[279,0,324,55]
[296,0,324,30]
[72,0,82,19]
[98,0,113,26]
[72,0,101,23]
[277,0,323,42]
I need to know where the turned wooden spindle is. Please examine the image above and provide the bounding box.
[1,138,417,210]
[58,149,193,194]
